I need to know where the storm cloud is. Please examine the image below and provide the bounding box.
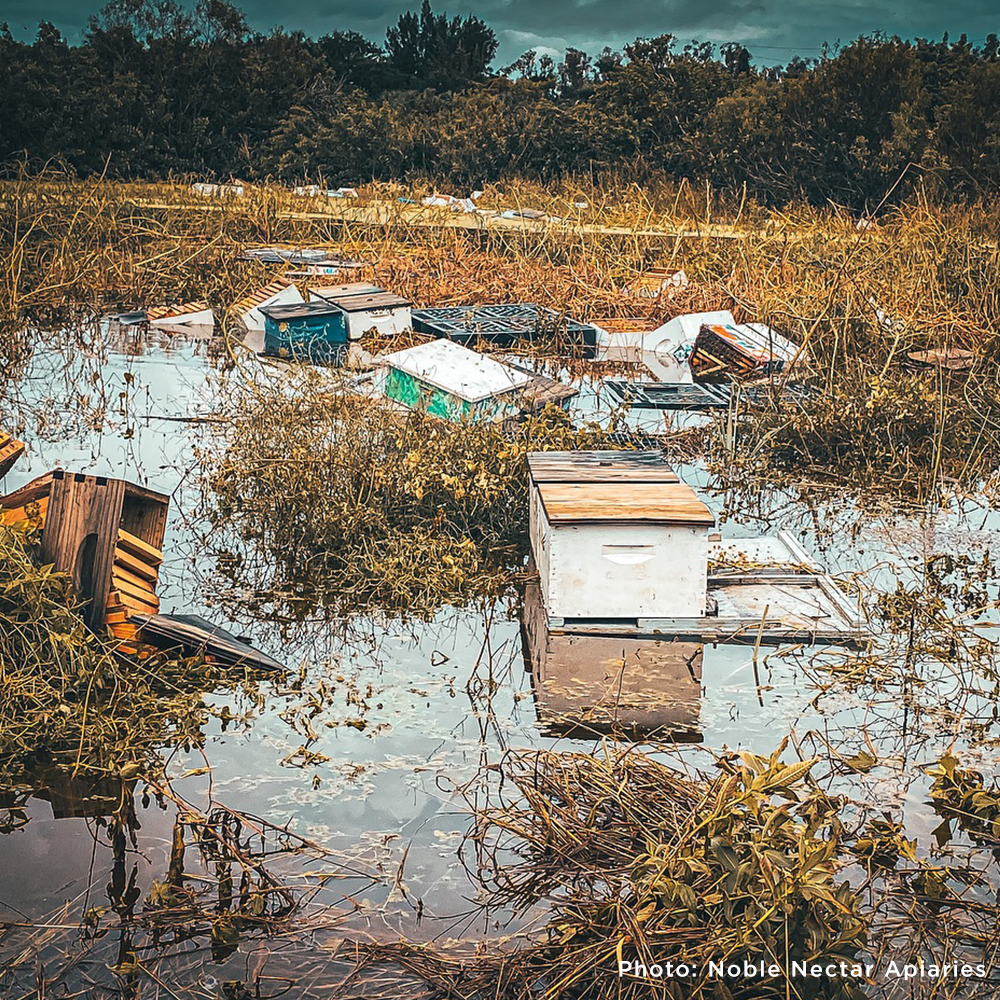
[4,0,999,65]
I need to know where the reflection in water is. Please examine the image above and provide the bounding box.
[521,580,702,741]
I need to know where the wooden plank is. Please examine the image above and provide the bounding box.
[116,528,163,565]
[112,574,158,605]
[117,586,160,613]
[112,563,157,594]
[527,451,678,483]
[0,437,25,480]
[537,481,714,524]
[1,473,53,508]
[113,546,159,582]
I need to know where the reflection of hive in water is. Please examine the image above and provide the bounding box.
[521,578,702,741]
[32,772,128,820]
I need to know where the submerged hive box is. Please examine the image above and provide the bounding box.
[381,338,531,422]
[309,283,411,340]
[260,301,348,363]
[690,322,799,382]
[411,304,600,357]
[527,451,714,620]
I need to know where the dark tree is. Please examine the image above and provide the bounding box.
[385,1,497,89]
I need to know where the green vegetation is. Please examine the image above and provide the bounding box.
[205,377,617,620]
[4,2,1000,206]
[0,522,267,795]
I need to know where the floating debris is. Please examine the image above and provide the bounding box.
[603,378,817,410]
[146,300,215,329]
[0,428,25,480]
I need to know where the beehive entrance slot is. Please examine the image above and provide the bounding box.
[73,532,99,601]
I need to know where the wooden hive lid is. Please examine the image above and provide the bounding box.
[145,300,210,322]
[537,480,714,525]
[260,300,344,321]
[527,450,679,484]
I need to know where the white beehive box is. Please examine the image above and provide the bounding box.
[309,283,412,340]
[528,451,714,620]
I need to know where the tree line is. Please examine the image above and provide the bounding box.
[3,0,1000,208]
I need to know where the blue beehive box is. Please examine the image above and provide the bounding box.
[260,301,349,364]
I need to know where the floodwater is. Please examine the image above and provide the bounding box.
[2,331,1000,996]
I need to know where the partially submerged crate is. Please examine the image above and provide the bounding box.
[690,321,799,382]
[412,304,600,357]
[309,283,412,340]
[260,301,349,364]
[0,470,168,633]
[381,338,531,422]
[528,451,714,620]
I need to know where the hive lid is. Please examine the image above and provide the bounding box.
[536,481,714,525]
[382,338,530,402]
[260,301,344,321]
[311,283,410,312]
[527,450,679,483]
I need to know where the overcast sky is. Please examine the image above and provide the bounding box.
[3,0,999,67]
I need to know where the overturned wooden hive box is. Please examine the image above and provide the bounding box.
[1,470,168,649]
[689,321,800,382]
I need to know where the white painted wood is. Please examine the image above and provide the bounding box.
[241,284,304,333]
[342,305,412,340]
[531,484,709,619]
[148,307,215,329]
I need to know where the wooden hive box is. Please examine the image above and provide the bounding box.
[689,322,799,382]
[527,451,714,621]
[2,470,168,632]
